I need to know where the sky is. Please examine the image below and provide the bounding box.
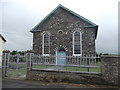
[0,0,119,54]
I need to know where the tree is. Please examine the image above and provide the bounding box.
[10,50,17,55]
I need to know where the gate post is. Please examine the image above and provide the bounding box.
[16,53,20,76]
[101,55,120,86]
[2,51,10,78]
[26,52,34,71]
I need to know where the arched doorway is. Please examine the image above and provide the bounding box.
[56,47,66,65]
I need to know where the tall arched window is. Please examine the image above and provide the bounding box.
[42,33,50,56]
[73,31,82,56]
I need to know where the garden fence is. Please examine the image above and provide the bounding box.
[26,53,101,73]
[2,52,101,78]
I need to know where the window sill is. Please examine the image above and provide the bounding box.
[73,54,82,56]
[43,54,50,56]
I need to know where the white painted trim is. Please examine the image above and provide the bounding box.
[73,54,81,56]
[43,54,50,56]
[73,30,82,56]
[42,32,50,56]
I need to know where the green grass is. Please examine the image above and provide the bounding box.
[63,67,101,72]
[96,62,101,65]
[7,62,101,77]
[8,68,26,77]
[7,63,26,77]
[9,64,26,68]
[63,62,101,72]
[32,64,101,72]
[89,68,101,72]
[64,67,88,71]
[32,65,52,69]
[7,65,52,77]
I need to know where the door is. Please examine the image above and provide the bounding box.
[56,50,66,65]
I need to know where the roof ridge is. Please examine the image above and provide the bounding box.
[59,4,97,26]
[31,4,98,31]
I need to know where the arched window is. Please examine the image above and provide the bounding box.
[73,31,82,56]
[42,33,50,56]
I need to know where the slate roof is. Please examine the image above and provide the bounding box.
[0,34,6,42]
[30,4,98,39]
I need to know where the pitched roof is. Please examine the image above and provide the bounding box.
[30,4,98,39]
[31,4,98,31]
[0,34,6,42]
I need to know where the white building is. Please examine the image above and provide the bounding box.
[0,34,6,67]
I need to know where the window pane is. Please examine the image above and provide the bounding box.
[43,33,50,54]
[74,32,81,54]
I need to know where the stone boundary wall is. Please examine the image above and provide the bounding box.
[26,70,103,85]
[119,56,120,86]
[101,55,120,86]
[26,55,120,86]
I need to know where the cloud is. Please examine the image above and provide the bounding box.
[0,0,119,54]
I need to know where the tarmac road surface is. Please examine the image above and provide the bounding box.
[2,79,119,90]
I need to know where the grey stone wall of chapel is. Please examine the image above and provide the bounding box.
[32,8,97,55]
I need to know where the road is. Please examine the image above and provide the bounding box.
[2,79,65,88]
[2,79,119,89]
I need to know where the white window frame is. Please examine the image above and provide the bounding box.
[42,32,50,56]
[73,31,82,56]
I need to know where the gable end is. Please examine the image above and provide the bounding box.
[30,4,98,32]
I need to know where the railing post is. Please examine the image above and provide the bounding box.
[86,55,89,72]
[2,51,10,77]
[16,53,20,76]
[2,53,6,77]
[26,52,34,72]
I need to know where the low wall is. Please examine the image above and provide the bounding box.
[26,55,120,86]
[119,56,120,86]
[26,70,103,85]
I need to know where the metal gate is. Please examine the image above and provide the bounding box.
[2,53,27,79]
